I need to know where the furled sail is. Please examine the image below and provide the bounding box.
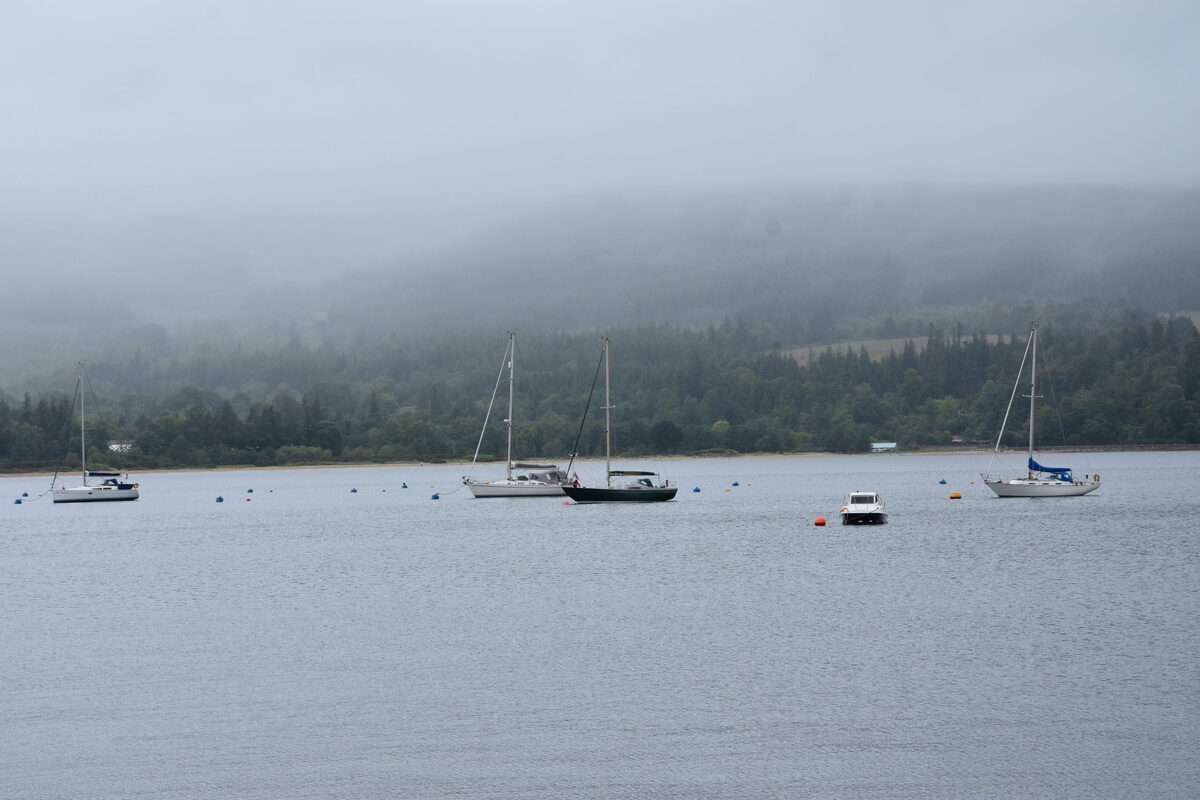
[1029,458,1073,481]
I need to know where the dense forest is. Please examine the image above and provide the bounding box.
[2,303,1197,474]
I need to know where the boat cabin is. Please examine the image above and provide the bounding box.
[512,463,566,485]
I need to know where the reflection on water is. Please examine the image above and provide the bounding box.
[2,452,1197,799]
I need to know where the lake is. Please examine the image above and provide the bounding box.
[3,451,1198,799]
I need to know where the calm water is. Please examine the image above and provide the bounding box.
[3,452,1198,799]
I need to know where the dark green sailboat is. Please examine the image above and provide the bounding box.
[563,337,677,504]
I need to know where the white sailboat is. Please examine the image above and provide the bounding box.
[463,332,569,497]
[53,363,139,503]
[982,323,1100,498]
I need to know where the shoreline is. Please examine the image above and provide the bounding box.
[4,445,1195,479]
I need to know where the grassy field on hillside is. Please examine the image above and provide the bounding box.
[785,336,1002,365]
[787,311,1200,365]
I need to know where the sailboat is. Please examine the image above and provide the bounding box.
[562,337,677,503]
[462,332,569,497]
[982,322,1100,498]
[53,363,140,503]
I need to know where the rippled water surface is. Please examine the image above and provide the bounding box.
[3,452,1198,799]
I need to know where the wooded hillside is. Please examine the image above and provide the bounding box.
[2,305,1197,473]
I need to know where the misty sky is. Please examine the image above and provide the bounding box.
[2,0,1197,295]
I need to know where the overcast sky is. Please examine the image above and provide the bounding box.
[2,0,1197,292]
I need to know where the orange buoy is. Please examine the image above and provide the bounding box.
[814,516,826,526]
[949,491,962,499]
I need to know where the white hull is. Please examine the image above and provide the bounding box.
[53,485,140,503]
[465,480,565,498]
[984,478,1100,498]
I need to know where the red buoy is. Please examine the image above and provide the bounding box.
[814,516,826,526]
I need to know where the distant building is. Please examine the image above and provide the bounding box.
[108,441,133,453]
[870,442,898,453]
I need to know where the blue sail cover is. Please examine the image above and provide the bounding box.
[1029,458,1073,481]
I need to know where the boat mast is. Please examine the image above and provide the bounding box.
[984,323,1036,481]
[602,337,611,487]
[1026,322,1039,474]
[505,330,515,481]
[78,362,86,483]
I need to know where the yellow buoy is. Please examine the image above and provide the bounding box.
[949,491,962,499]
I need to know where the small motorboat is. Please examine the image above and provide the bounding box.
[840,492,887,525]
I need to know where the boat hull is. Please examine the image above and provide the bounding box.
[563,485,678,503]
[465,481,565,498]
[984,478,1099,498]
[841,512,888,524]
[53,486,139,503]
